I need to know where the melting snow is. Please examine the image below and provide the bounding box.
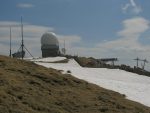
[31,57,150,107]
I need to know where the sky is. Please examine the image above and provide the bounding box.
[0,0,150,70]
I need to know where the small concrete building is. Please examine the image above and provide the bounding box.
[41,32,59,57]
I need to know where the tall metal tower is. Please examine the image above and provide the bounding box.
[21,16,24,59]
[12,16,34,59]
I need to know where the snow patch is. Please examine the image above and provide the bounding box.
[30,57,150,107]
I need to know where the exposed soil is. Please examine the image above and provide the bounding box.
[0,55,150,113]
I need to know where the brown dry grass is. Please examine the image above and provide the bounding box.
[0,55,150,113]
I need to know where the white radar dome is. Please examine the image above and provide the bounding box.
[41,32,59,46]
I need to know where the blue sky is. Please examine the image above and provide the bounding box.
[0,0,150,70]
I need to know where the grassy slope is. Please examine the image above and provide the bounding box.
[0,55,150,113]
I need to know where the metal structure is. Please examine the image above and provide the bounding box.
[61,40,66,55]
[140,59,148,70]
[134,57,149,70]
[0,25,20,58]
[134,57,140,68]
[12,17,25,59]
[21,16,24,59]
[12,50,25,58]
[9,27,12,57]
[41,32,59,57]
[0,17,33,59]
[12,17,34,59]
[99,58,118,66]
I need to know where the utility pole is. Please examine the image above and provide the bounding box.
[141,59,148,70]
[134,57,140,68]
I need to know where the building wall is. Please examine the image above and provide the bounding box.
[41,47,59,57]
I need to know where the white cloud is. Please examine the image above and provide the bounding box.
[118,17,149,38]
[130,0,136,6]
[67,17,150,70]
[0,21,21,26]
[0,21,54,40]
[96,17,150,55]
[17,3,35,8]
[122,4,130,12]
[122,0,142,14]
[95,17,150,70]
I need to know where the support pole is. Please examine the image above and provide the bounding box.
[142,59,148,70]
[9,27,12,57]
[64,40,66,55]
[21,16,24,60]
[134,57,139,68]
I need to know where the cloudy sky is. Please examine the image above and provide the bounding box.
[0,0,150,70]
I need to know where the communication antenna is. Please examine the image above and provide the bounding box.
[9,26,12,57]
[0,25,19,57]
[14,16,34,59]
[0,17,34,59]
[21,16,24,59]
[21,16,34,60]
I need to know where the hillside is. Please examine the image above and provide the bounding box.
[0,55,150,113]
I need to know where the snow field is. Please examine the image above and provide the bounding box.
[31,57,150,107]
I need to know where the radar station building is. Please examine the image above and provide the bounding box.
[41,32,59,57]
